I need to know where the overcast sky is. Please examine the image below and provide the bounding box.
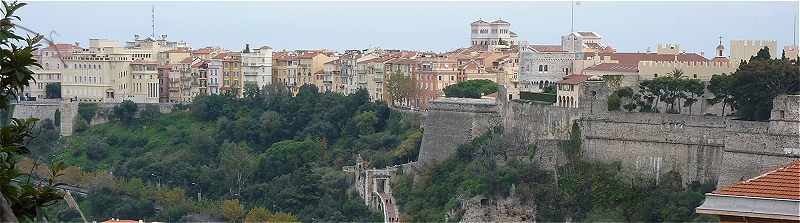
[17,1,800,55]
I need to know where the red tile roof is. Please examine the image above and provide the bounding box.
[599,52,708,65]
[179,57,194,64]
[385,58,418,65]
[45,43,76,51]
[557,75,590,85]
[530,45,564,52]
[584,63,639,73]
[165,48,190,53]
[715,160,800,200]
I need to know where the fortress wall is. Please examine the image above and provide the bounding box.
[12,102,61,122]
[580,112,727,184]
[417,98,501,165]
[500,101,580,156]
[418,90,798,186]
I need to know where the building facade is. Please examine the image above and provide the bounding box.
[241,44,273,90]
[470,19,518,46]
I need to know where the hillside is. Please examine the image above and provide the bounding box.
[30,86,421,222]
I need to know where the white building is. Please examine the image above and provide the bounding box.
[206,58,223,95]
[561,31,607,54]
[61,36,185,104]
[518,44,577,93]
[25,43,77,100]
[470,19,518,46]
[241,44,273,89]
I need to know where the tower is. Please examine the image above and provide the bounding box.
[716,34,725,57]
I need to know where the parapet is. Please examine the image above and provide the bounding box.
[427,98,498,113]
[769,95,800,136]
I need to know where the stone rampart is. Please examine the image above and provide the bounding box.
[417,98,501,165]
[418,84,799,187]
[580,112,728,184]
[12,101,176,136]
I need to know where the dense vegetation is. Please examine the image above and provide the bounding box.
[519,92,556,104]
[443,79,498,99]
[394,124,716,222]
[724,48,799,120]
[31,85,422,222]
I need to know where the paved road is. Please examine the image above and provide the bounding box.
[379,192,399,223]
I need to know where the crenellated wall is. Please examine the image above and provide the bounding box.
[637,60,740,81]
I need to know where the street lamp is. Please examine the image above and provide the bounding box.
[150,173,161,188]
[191,182,202,201]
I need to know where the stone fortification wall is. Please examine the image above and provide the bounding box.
[717,95,800,186]
[419,83,798,187]
[417,98,501,164]
[12,101,61,122]
[580,112,728,184]
[12,101,176,136]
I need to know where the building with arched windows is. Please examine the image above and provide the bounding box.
[470,19,518,46]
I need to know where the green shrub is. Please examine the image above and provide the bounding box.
[519,92,556,103]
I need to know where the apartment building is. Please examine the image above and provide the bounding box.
[26,43,77,100]
[241,44,273,90]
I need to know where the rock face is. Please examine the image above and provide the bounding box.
[455,196,535,222]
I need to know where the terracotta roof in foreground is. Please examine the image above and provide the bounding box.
[715,160,800,200]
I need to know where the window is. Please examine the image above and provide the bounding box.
[438,76,442,81]
[538,65,543,71]
[544,65,548,71]
[654,74,658,78]
[693,74,697,79]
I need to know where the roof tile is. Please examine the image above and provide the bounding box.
[715,160,800,200]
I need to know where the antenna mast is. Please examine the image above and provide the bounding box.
[570,0,574,32]
[151,5,155,38]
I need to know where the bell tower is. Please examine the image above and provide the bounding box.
[716,34,725,57]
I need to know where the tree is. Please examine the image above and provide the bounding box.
[386,72,415,106]
[443,79,498,99]
[751,47,771,61]
[244,207,272,223]
[140,104,160,121]
[708,73,735,116]
[219,143,256,197]
[111,100,138,125]
[0,1,65,220]
[44,83,60,99]
[680,79,704,115]
[222,199,244,222]
[730,54,800,120]
[268,212,299,222]
[353,111,377,135]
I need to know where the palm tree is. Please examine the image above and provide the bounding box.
[667,68,685,79]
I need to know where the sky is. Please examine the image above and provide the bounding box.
[17,1,800,56]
